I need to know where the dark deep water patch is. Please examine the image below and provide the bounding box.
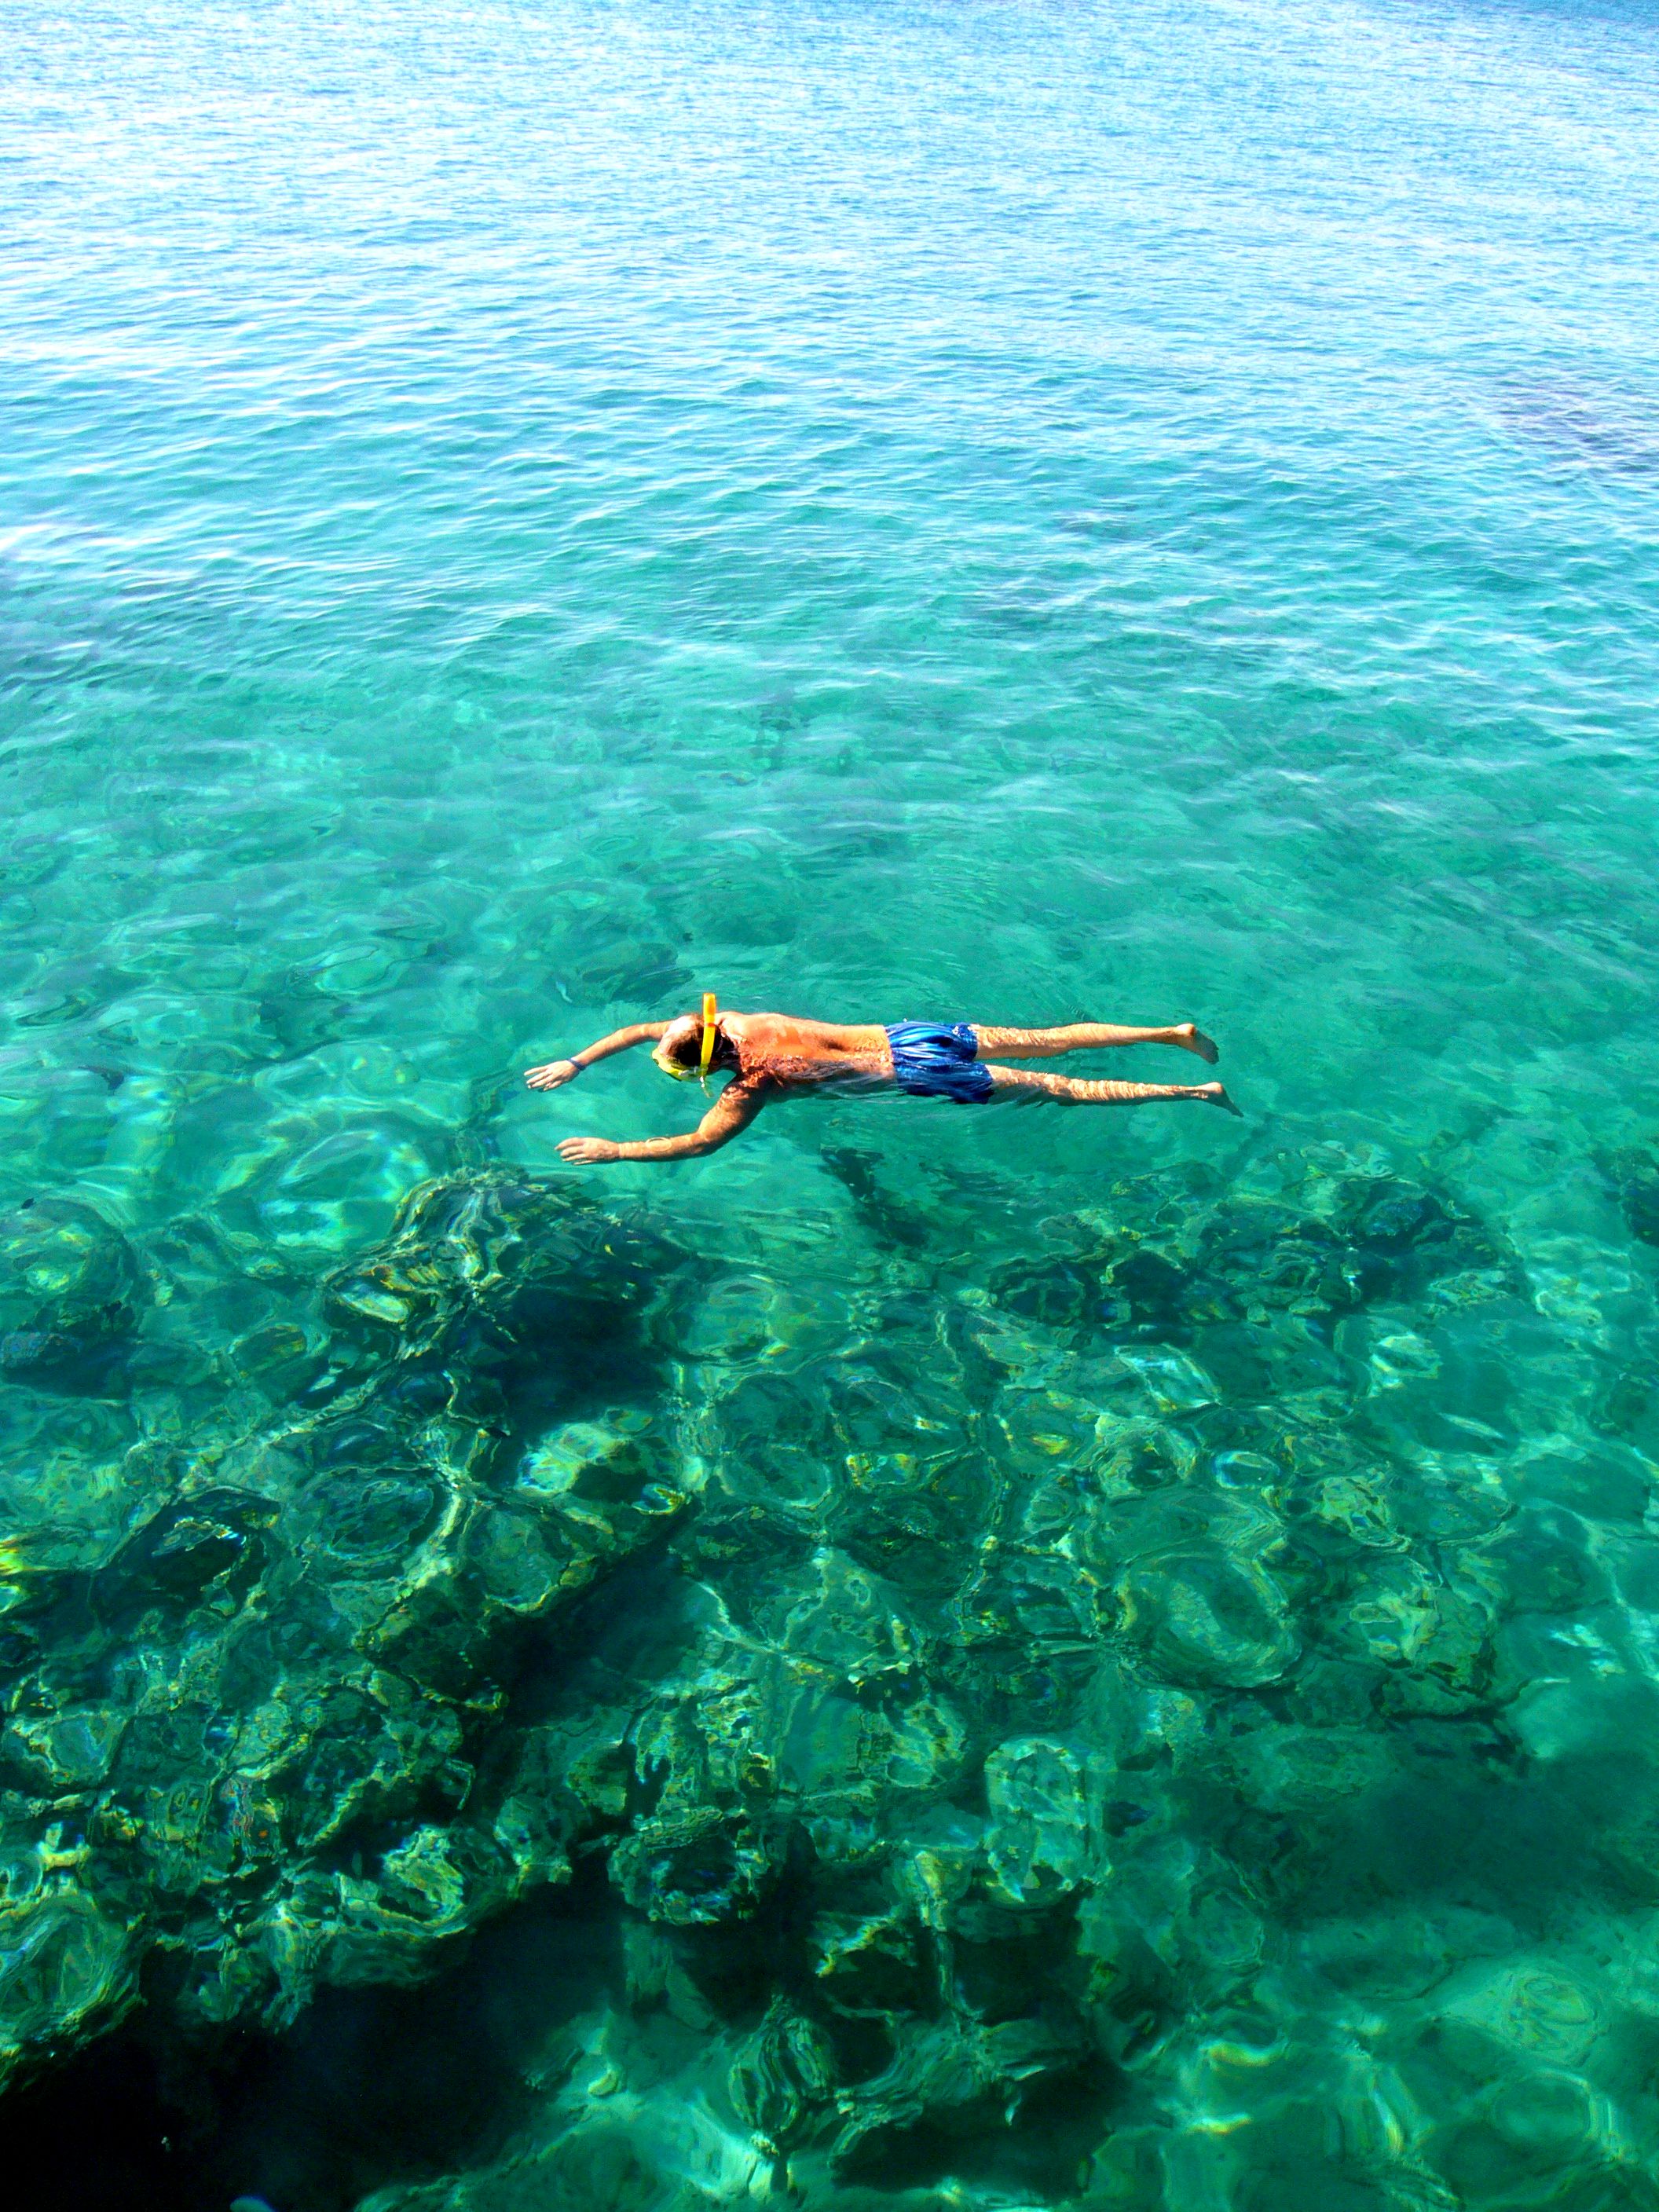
[5,1872,624,2212]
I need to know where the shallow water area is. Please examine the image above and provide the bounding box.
[5,1,1659,2207]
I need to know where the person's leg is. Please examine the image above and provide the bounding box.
[971,1022,1218,1064]
[984,1064,1241,1114]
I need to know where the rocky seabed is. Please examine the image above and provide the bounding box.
[6,1143,1659,2212]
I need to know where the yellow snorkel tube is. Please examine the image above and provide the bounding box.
[658,992,720,1086]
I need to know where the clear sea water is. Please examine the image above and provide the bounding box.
[5,1,1659,2207]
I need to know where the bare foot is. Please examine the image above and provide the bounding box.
[1197,1081,1242,1116]
[1174,1023,1220,1064]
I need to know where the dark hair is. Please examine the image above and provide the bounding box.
[661,1017,737,1074]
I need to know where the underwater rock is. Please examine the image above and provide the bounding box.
[0,1171,696,2091]
[1601,1145,1659,1247]
[0,1885,134,2079]
[1069,1479,1300,1692]
[1331,1554,1501,1715]
[1451,1963,1601,2067]
[1229,1722,1395,1812]
[828,2009,1094,2181]
[1115,1544,1299,1690]
[610,1807,779,1927]
[729,1997,838,2152]
[0,1194,147,1388]
[567,936,689,1006]
[994,1163,1522,1379]
[822,1148,934,1253]
[810,1902,930,2019]
[982,1735,1102,1904]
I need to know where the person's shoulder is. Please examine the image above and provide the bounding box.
[720,1072,775,1109]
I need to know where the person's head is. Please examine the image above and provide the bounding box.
[651,1009,738,1081]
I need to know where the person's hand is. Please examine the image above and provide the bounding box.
[558,1137,621,1166]
[525,1059,580,1090]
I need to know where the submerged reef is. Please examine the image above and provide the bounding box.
[0,1173,696,2088]
[9,1146,1659,2210]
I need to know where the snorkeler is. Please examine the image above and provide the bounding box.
[524,998,1239,1164]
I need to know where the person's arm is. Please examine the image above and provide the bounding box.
[524,1022,670,1090]
[558,1079,770,1166]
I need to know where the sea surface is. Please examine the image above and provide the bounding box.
[5,1,1659,2207]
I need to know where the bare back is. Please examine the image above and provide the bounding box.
[721,1012,893,1090]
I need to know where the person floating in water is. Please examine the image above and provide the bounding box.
[525,998,1239,1164]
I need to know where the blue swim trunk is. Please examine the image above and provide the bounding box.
[885,1020,994,1104]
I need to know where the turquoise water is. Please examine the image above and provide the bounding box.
[6,0,1659,2204]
